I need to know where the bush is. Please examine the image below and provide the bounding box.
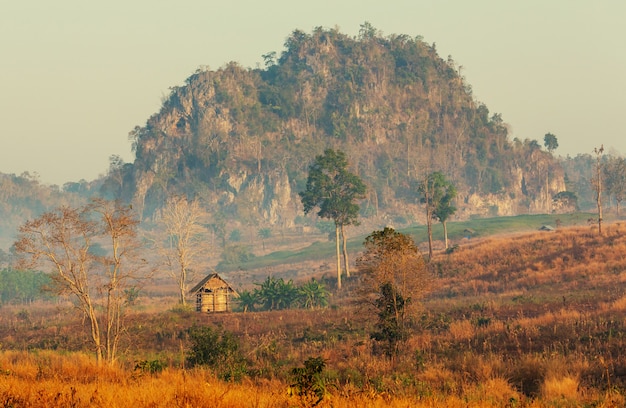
[134,359,166,374]
[289,356,328,406]
[186,325,247,381]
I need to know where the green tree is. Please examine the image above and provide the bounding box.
[257,227,272,250]
[289,356,328,405]
[299,149,366,290]
[371,282,409,358]
[432,181,457,250]
[0,268,54,304]
[544,133,559,154]
[298,278,329,309]
[186,325,247,381]
[255,276,299,311]
[603,156,626,216]
[418,172,457,259]
[236,289,258,313]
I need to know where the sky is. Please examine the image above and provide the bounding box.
[1,1,625,186]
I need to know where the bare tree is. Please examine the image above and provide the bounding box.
[90,199,146,364]
[14,199,147,365]
[592,145,604,235]
[159,196,208,305]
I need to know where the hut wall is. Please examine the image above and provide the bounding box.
[195,288,231,312]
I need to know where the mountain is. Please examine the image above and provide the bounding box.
[3,25,577,253]
[107,25,566,227]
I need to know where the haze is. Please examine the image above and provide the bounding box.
[1,0,624,186]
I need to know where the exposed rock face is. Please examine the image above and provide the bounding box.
[120,27,567,224]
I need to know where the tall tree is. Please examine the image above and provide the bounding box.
[432,181,457,250]
[418,172,456,259]
[356,227,429,357]
[159,196,208,305]
[603,156,626,216]
[592,145,605,235]
[299,149,366,290]
[14,199,146,365]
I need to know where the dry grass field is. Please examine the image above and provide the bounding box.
[2,222,626,407]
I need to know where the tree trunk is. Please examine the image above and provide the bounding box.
[426,208,434,260]
[179,265,187,305]
[86,302,103,365]
[335,224,342,290]
[443,220,449,249]
[597,169,603,236]
[341,224,350,278]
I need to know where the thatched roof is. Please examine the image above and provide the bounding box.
[188,273,238,296]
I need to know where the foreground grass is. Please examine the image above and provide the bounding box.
[3,350,623,408]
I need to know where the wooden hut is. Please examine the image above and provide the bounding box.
[189,273,238,313]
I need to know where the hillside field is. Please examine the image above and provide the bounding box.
[1,219,626,407]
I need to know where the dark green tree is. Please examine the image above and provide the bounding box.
[299,149,366,290]
[544,133,559,154]
[186,325,247,381]
[289,356,328,405]
[418,172,457,259]
[371,282,408,358]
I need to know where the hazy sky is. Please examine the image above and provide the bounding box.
[1,1,624,186]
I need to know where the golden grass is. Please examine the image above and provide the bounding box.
[0,350,531,408]
[541,375,579,402]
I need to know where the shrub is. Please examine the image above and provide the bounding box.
[134,359,166,374]
[186,325,247,381]
[289,356,328,406]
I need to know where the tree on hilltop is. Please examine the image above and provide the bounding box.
[544,133,559,154]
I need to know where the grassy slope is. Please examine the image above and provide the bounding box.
[3,214,626,407]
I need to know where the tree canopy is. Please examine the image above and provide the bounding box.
[357,227,429,357]
[299,148,366,289]
[418,172,457,258]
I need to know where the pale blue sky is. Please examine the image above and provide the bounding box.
[1,1,624,185]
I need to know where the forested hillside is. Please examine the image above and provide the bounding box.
[109,25,567,226]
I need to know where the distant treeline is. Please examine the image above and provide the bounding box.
[0,268,54,304]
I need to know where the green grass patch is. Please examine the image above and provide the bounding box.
[220,213,597,272]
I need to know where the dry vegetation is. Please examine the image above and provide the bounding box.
[2,223,626,406]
